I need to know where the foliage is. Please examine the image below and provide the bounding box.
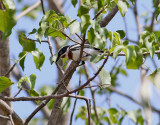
[0,0,160,124]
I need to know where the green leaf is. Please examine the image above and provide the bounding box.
[127,109,144,124]
[17,77,26,88]
[117,1,129,17]
[88,27,98,45]
[113,45,125,59]
[28,90,39,97]
[124,46,143,69]
[0,76,13,93]
[108,108,119,123]
[116,30,126,39]
[19,51,27,71]
[90,54,104,63]
[28,28,37,35]
[98,0,104,10]
[69,21,80,34]
[81,14,90,34]
[113,32,121,45]
[3,0,15,9]
[99,67,111,87]
[35,22,48,42]
[0,9,16,40]
[78,4,90,17]
[139,31,157,58]
[29,74,37,90]
[71,0,78,7]
[46,28,66,40]
[123,40,129,46]
[31,49,45,70]
[50,54,57,64]
[25,74,36,90]
[19,34,36,52]
[148,68,160,89]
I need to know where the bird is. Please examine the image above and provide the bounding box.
[56,44,104,65]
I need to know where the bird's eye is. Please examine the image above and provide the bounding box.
[61,54,66,58]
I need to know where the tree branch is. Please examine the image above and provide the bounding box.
[0,100,24,125]
[107,86,160,114]
[100,5,119,27]
[16,1,41,20]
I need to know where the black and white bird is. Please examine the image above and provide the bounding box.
[56,44,104,65]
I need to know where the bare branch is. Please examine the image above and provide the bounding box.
[9,114,15,125]
[61,31,81,44]
[14,86,23,97]
[0,115,10,120]
[107,86,160,114]
[75,33,82,41]
[84,65,100,123]
[16,1,41,20]
[0,100,24,125]
[100,5,119,27]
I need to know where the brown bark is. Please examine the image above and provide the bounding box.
[0,1,11,125]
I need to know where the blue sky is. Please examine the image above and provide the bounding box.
[9,0,160,124]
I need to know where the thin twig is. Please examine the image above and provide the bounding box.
[69,68,82,125]
[4,52,28,77]
[92,5,107,20]
[40,0,54,57]
[9,114,15,125]
[16,1,41,20]
[85,99,91,125]
[0,115,9,120]
[84,65,100,123]
[133,0,141,39]
[14,86,23,97]
[107,86,160,114]
[75,33,82,41]
[61,31,81,44]
[40,0,45,14]
[27,38,48,43]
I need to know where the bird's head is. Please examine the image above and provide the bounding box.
[56,45,70,62]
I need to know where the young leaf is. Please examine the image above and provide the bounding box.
[113,32,121,45]
[148,68,160,89]
[113,45,125,59]
[127,109,144,124]
[29,74,37,90]
[28,28,37,35]
[35,22,48,42]
[3,0,15,9]
[78,4,90,17]
[117,1,129,17]
[116,30,126,39]
[46,28,66,40]
[28,90,39,97]
[19,51,27,71]
[69,21,80,34]
[71,0,78,7]
[0,76,14,93]
[0,9,16,40]
[99,67,111,87]
[90,54,104,63]
[50,54,57,65]
[81,14,90,34]
[31,48,45,70]
[124,46,143,69]
[19,34,36,52]
[17,77,26,88]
